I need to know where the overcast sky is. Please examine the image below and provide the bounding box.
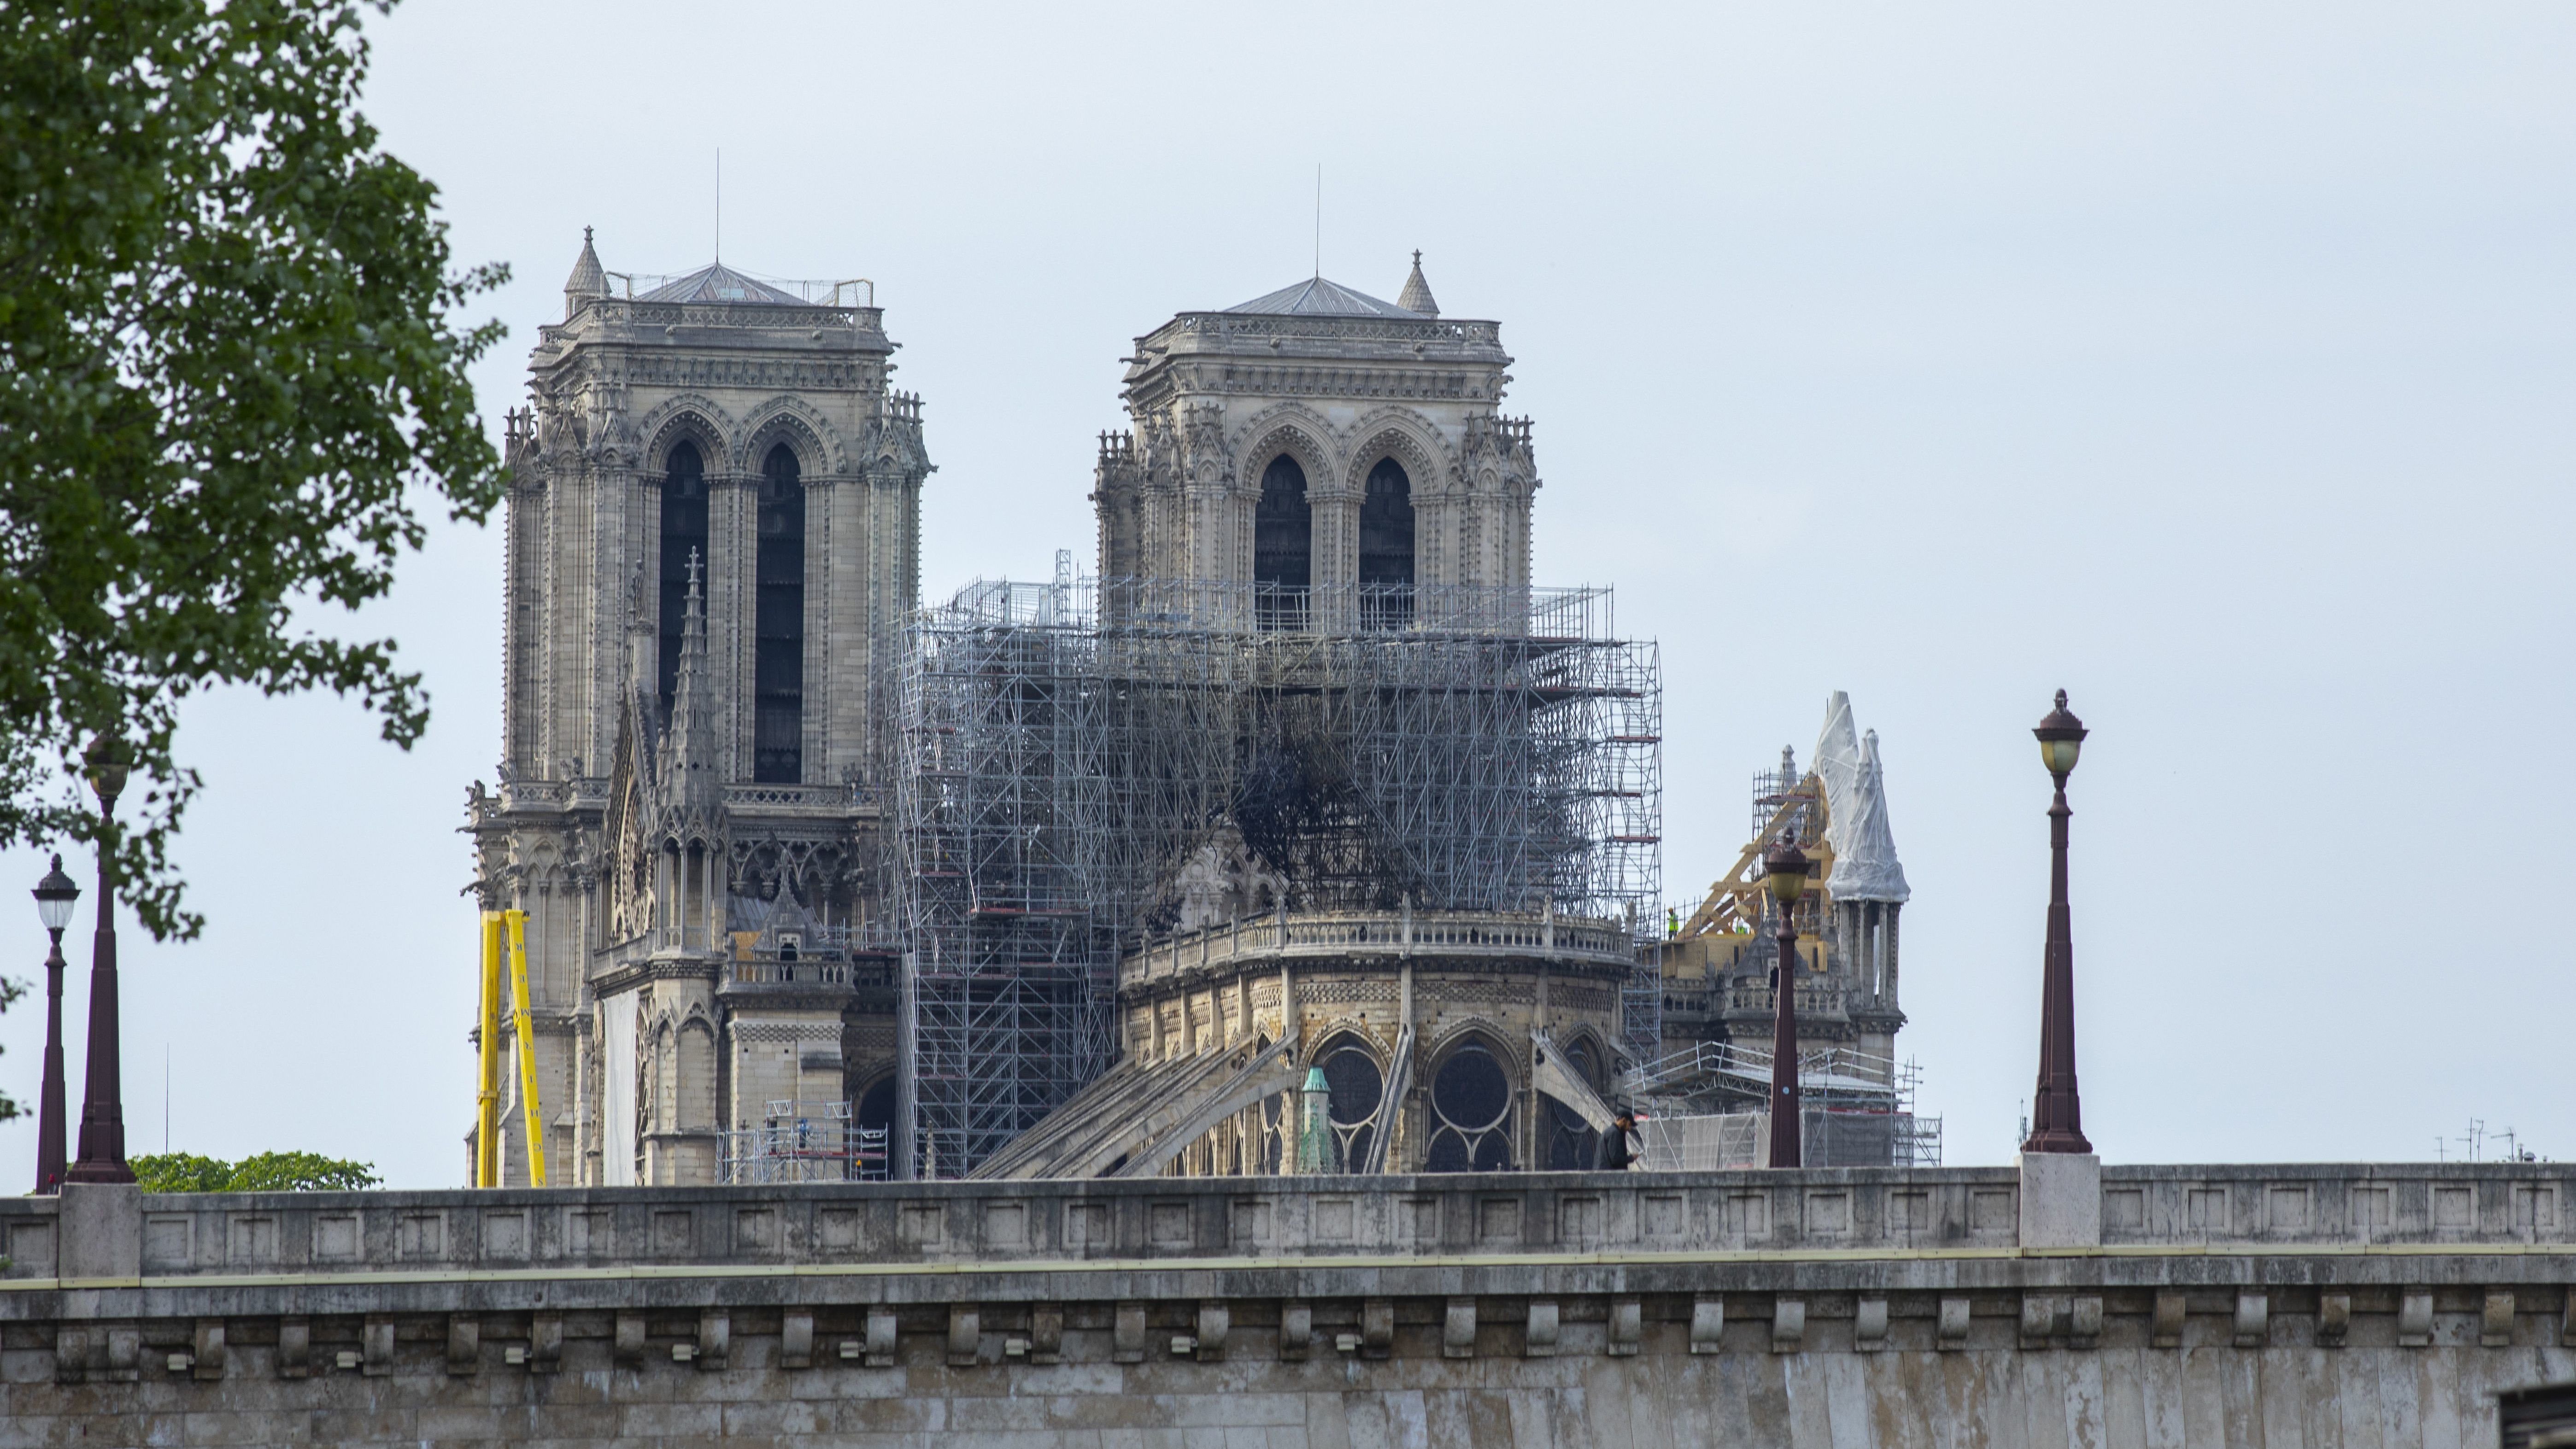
[4,2,2570,1188]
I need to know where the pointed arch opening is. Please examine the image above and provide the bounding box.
[657,440,710,719]
[754,442,805,783]
[1424,1036,1516,1172]
[1253,454,1311,631]
[1358,456,1415,628]
[1314,1034,1387,1173]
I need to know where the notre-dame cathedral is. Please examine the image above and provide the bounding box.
[468,235,1904,1186]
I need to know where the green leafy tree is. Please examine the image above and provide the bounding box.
[226,1149,382,1191]
[130,1151,241,1193]
[132,1150,380,1192]
[0,0,508,938]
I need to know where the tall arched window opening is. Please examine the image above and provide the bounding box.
[754,443,805,783]
[1253,454,1310,630]
[657,440,710,719]
[1317,1037,1387,1172]
[1424,1039,1515,1172]
[1358,457,1415,630]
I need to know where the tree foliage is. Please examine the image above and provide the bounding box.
[132,1149,380,1192]
[0,0,508,938]
[130,1151,237,1192]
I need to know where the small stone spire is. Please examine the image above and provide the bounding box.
[1397,249,1439,317]
[563,225,607,319]
[663,549,719,808]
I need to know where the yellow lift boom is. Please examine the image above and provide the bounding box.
[475,912,502,1188]
[505,909,547,1186]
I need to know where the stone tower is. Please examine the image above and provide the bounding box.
[1091,254,1538,607]
[467,233,929,1186]
[968,260,1661,1181]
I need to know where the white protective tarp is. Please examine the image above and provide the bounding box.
[1833,729,1912,903]
[1811,692,1863,858]
[1813,693,1910,903]
[600,990,638,1186]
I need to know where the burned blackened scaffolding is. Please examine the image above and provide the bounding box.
[894,573,1661,1178]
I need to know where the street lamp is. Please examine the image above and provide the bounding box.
[30,855,78,1193]
[2022,690,2092,1154]
[1764,828,1811,1169]
[65,736,135,1185]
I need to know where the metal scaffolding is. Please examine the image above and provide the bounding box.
[893,569,1661,1178]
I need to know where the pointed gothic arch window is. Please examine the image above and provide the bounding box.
[1358,456,1414,628]
[1253,454,1311,630]
[657,440,710,718]
[755,443,805,783]
[1316,1035,1386,1173]
[1424,1037,1515,1172]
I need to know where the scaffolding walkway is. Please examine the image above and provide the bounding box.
[718,1101,885,1184]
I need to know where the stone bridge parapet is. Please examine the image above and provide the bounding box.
[1,1161,2570,1445]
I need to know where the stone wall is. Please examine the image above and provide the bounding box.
[2,1162,2570,1446]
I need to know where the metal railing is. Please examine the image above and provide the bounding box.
[718,1101,888,1184]
[1635,1107,1942,1171]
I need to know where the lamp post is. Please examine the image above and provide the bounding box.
[30,855,79,1193]
[65,737,135,1185]
[1764,828,1811,1169]
[2022,690,2092,1154]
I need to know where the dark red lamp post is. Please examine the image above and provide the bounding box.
[65,737,135,1186]
[1764,828,1812,1169]
[2022,690,2093,1155]
[30,854,79,1193]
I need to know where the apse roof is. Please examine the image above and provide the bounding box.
[1223,276,1423,319]
[635,262,806,306]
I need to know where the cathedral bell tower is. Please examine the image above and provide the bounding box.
[1092,253,1538,618]
[466,232,929,1187]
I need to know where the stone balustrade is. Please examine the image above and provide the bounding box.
[1120,908,1633,990]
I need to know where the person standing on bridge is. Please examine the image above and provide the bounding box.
[1599,1110,1641,1171]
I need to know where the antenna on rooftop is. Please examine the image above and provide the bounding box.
[715,148,722,263]
[1313,164,1321,280]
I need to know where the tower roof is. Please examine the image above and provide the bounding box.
[1224,275,1421,319]
[1397,251,1439,317]
[563,227,607,314]
[636,262,805,306]
[1835,730,1911,904]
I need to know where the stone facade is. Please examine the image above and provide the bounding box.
[466,236,928,1188]
[1091,909,1634,1177]
[4,1165,2572,1445]
[1092,263,1539,601]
